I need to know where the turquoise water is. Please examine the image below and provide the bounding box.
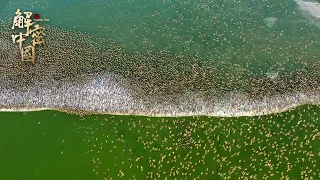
[2,0,320,73]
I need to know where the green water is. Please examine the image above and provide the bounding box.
[0,105,319,179]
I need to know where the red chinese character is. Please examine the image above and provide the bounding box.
[34,14,39,20]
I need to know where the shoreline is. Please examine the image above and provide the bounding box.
[0,101,318,117]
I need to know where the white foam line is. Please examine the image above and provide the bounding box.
[0,101,319,117]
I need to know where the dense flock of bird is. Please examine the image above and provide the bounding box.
[0,19,319,116]
[0,0,319,178]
